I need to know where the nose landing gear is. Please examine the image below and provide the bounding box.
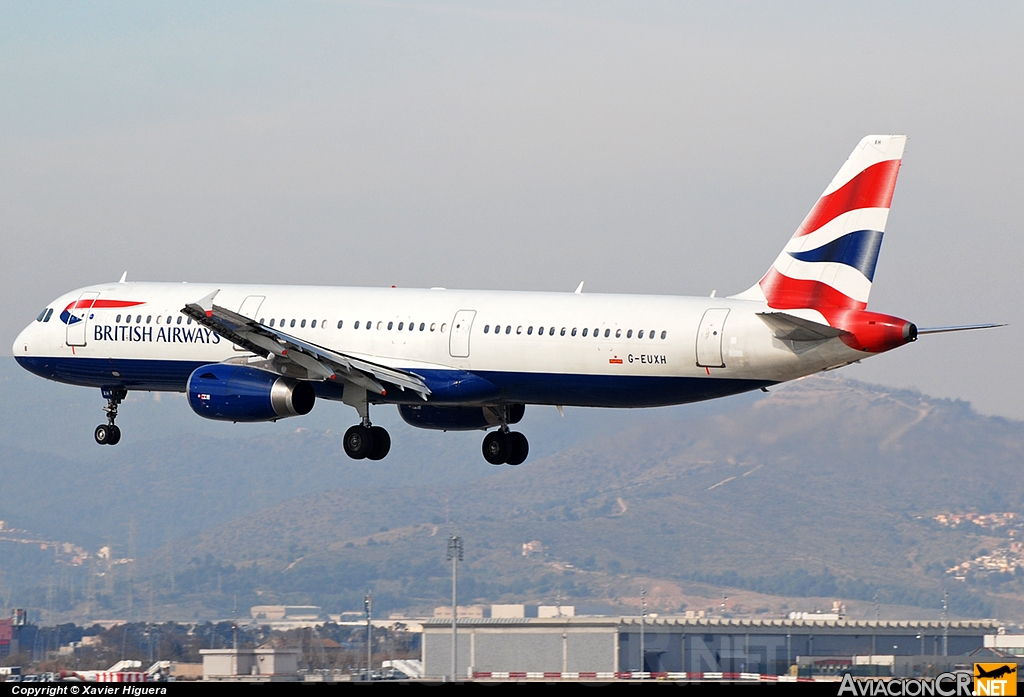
[95,387,127,445]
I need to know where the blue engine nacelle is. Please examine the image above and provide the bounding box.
[187,364,316,422]
[399,404,524,431]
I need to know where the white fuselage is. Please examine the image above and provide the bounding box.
[15,281,868,409]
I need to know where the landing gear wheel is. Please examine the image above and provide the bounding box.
[107,425,122,446]
[94,424,112,445]
[367,426,391,461]
[482,431,511,465]
[506,431,529,465]
[343,425,374,460]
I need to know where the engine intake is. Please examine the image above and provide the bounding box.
[187,364,315,422]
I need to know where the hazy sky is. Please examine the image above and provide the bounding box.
[2,1,1022,418]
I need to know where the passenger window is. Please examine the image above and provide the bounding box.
[290,319,296,328]
[430,323,436,331]
[419,323,425,331]
[594,327,599,336]
[301,319,307,328]
[527,326,533,335]
[484,325,490,333]
[516,326,522,335]
[409,322,414,331]
[549,327,555,336]
[637,329,643,339]
[571,328,577,336]
[604,328,610,338]
[311,320,317,328]
[269,319,275,327]
[186,318,192,325]
[115,314,121,323]
[538,326,543,335]
[504,326,511,334]
[177,316,183,325]
[627,329,633,338]
[398,322,404,330]
[560,327,566,336]
[615,328,621,338]
[388,321,394,330]
[146,315,152,324]
[377,321,383,330]
[353,321,359,329]
[661,330,667,339]
[582,328,588,337]
[280,318,285,327]
[441,323,447,332]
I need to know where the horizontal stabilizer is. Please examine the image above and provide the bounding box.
[757,312,847,342]
[916,323,1005,335]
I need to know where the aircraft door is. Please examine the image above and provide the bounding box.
[695,308,730,368]
[65,291,100,347]
[449,310,477,358]
[234,295,266,351]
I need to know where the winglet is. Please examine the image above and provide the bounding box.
[118,271,128,284]
[574,281,584,294]
[190,289,220,318]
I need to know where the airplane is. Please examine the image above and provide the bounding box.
[975,665,1017,680]
[13,135,1000,465]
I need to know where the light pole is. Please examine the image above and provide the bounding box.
[639,587,646,679]
[365,591,372,682]
[447,535,463,682]
[941,590,948,657]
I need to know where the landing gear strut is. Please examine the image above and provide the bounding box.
[95,387,127,446]
[342,389,391,461]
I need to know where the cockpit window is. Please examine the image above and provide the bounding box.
[36,309,48,322]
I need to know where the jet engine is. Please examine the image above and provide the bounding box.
[399,404,524,431]
[187,364,315,422]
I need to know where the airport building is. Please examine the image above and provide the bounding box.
[421,616,999,678]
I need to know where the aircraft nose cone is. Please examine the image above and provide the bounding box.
[13,323,32,355]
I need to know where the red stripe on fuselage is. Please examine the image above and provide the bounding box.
[759,268,866,310]
[63,300,146,311]
[794,159,901,237]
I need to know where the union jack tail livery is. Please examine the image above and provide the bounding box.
[736,135,906,310]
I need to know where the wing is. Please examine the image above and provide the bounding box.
[181,290,430,399]
[757,312,848,342]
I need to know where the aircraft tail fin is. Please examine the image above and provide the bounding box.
[733,135,907,310]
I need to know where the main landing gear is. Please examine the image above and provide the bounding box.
[343,422,391,461]
[94,387,127,446]
[342,389,391,461]
[482,428,529,466]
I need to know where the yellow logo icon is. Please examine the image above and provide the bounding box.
[975,663,1018,696]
